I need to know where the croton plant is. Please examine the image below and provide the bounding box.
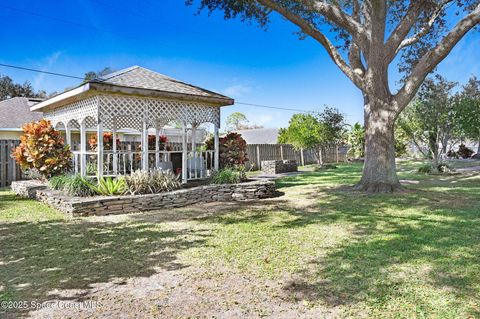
[12,119,72,179]
[206,132,248,168]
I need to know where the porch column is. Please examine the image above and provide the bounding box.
[191,124,197,178]
[97,120,104,177]
[155,126,160,168]
[141,119,149,170]
[214,123,219,171]
[80,120,87,176]
[182,122,188,183]
[112,119,118,175]
[191,125,197,153]
[65,125,72,147]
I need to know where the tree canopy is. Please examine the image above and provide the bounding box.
[278,107,346,162]
[0,74,46,101]
[226,112,249,130]
[188,0,480,192]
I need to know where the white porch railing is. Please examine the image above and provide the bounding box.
[72,150,216,180]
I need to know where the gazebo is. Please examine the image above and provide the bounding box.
[31,66,234,183]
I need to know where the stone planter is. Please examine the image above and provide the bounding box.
[261,160,298,175]
[11,179,276,216]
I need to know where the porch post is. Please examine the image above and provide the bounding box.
[191,124,197,178]
[112,119,118,175]
[214,123,219,171]
[141,119,149,170]
[97,120,104,177]
[65,125,72,147]
[155,126,160,168]
[80,120,87,176]
[182,122,188,183]
[191,125,196,153]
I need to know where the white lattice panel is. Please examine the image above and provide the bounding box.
[98,94,220,129]
[45,93,220,131]
[44,96,99,128]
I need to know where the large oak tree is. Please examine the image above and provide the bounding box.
[188,0,480,192]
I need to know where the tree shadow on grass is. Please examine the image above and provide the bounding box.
[277,186,480,316]
[0,217,211,317]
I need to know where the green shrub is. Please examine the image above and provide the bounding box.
[64,175,97,197]
[125,169,181,195]
[49,175,70,190]
[211,167,246,184]
[84,176,127,196]
[417,164,433,174]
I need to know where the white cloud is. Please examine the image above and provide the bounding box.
[33,51,63,90]
[223,84,252,97]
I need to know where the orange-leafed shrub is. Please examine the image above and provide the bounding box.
[11,119,72,178]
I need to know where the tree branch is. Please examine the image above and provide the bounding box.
[384,1,424,63]
[397,0,454,52]
[257,0,366,90]
[395,4,480,112]
[311,0,370,47]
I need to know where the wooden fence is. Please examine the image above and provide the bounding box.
[0,140,23,187]
[246,144,349,170]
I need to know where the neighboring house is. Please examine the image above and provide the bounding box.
[0,97,206,145]
[0,97,44,139]
[233,128,279,144]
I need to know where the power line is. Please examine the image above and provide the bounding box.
[235,102,316,113]
[0,4,103,31]
[0,63,84,80]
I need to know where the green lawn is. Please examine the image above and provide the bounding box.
[1,162,480,318]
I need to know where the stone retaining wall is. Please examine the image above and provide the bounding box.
[12,179,276,216]
[261,160,298,175]
[10,180,47,198]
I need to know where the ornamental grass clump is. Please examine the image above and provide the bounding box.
[84,176,127,196]
[125,169,181,195]
[60,175,97,197]
[211,167,247,184]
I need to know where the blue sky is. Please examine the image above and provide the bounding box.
[1,0,479,129]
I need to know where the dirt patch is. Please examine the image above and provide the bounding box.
[27,266,339,319]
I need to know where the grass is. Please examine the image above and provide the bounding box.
[1,161,480,318]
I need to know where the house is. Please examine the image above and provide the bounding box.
[233,128,280,144]
[0,97,44,139]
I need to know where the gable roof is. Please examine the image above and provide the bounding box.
[32,66,234,112]
[233,128,280,144]
[0,97,43,129]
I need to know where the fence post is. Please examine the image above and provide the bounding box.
[336,145,339,163]
[280,145,284,160]
[256,145,261,170]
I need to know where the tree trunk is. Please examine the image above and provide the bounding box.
[356,98,401,193]
[477,140,480,154]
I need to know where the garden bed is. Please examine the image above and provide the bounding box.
[11,179,276,216]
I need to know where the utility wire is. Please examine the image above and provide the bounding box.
[0,63,84,80]
[0,4,103,31]
[0,62,317,113]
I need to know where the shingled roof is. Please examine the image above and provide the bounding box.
[0,97,43,129]
[233,128,280,144]
[32,66,234,112]
[94,66,229,100]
